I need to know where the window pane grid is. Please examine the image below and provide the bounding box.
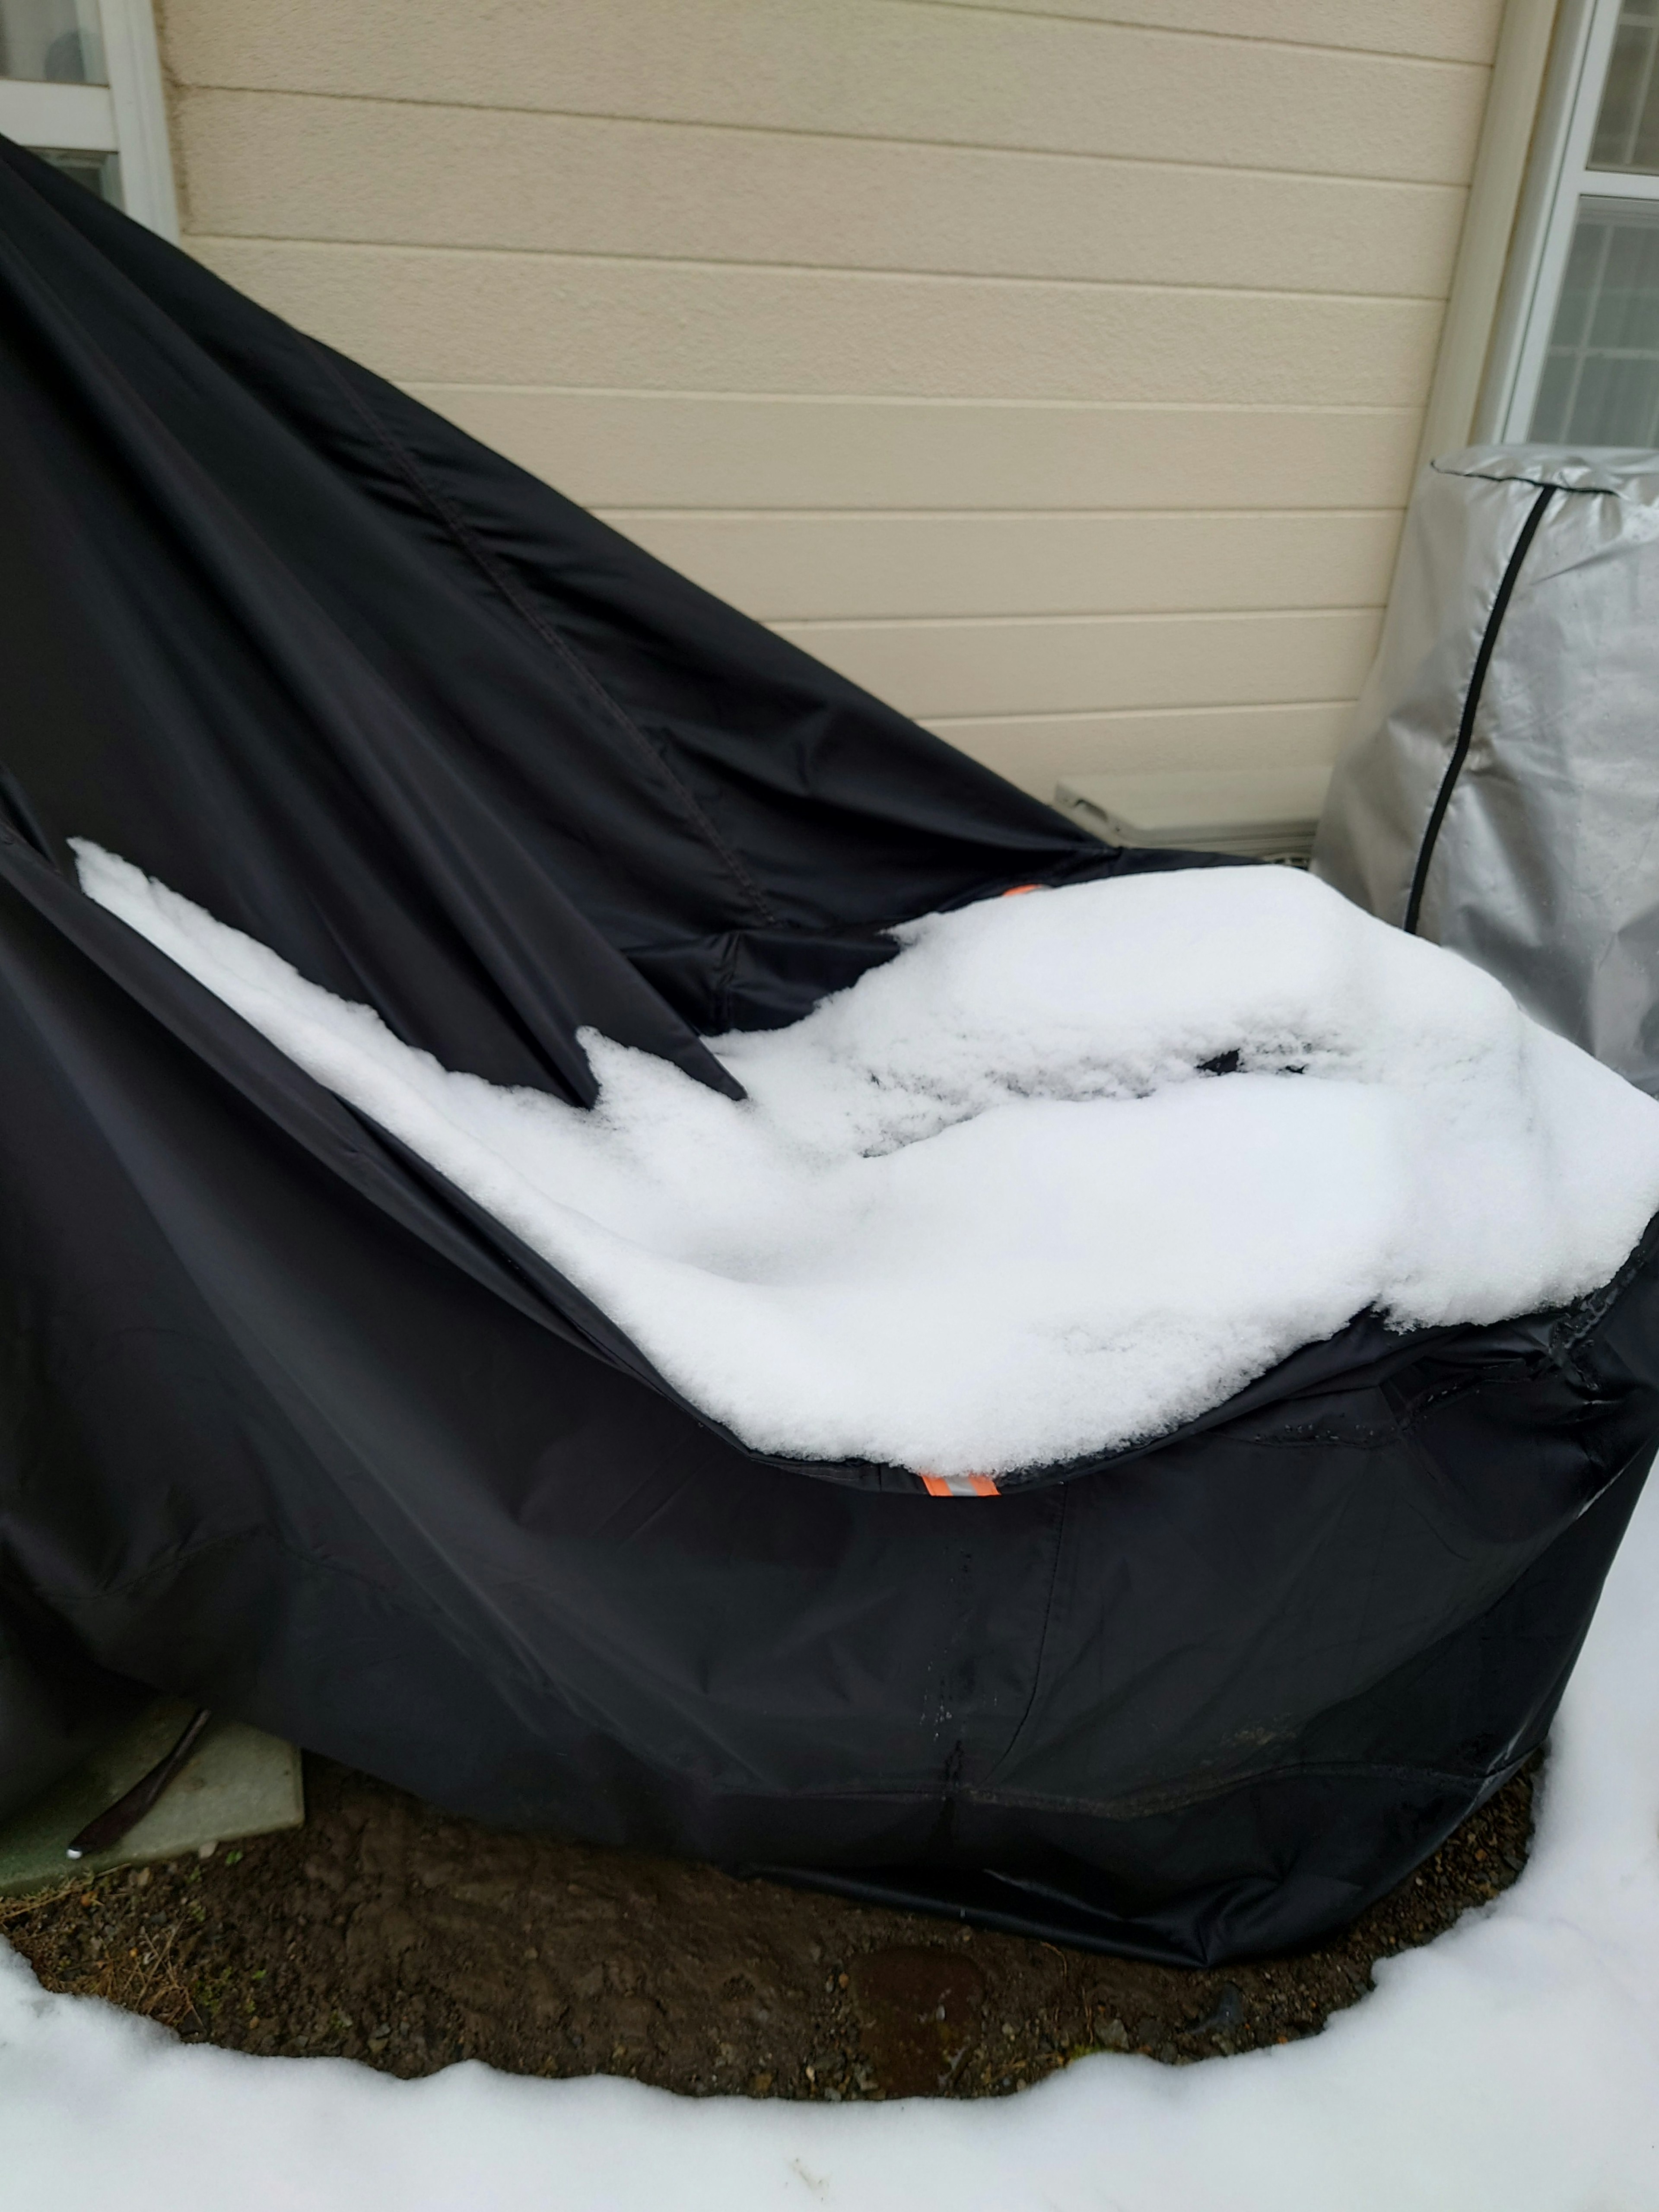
[1531,197,1659,443]
[1592,4,1659,169]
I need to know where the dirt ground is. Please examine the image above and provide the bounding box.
[3,1754,1537,2101]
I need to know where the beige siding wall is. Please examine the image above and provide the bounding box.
[152,0,1503,799]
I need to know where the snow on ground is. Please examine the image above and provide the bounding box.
[75,843,1659,1476]
[4,1468,1658,2212]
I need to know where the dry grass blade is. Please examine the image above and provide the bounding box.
[88,1920,197,2030]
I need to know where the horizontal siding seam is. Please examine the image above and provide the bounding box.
[169,95,1483,190]
[926,698,1358,724]
[176,85,1470,200]
[767,610,1381,624]
[591,505,1405,520]
[887,0,1497,70]
[186,236,1451,307]
[397,385,1423,415]
[772,607,1381,632]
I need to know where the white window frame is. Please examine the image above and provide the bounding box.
[1481,0,1659,441]
[0,0,177,239]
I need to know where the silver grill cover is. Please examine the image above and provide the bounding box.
[1314,445,1659,1092]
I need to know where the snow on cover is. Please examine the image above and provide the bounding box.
[6,1468,1659,2212]
[73,843,1659,1477]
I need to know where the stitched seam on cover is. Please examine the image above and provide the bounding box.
[982,1478,1072,1782]
[309,344,780,928]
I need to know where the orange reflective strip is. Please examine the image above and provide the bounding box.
[1001,884,1042,897]
[918,1472,1001,1497]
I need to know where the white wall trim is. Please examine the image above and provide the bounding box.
[0,78,115,150]
[1416,0,1563,469]
[97,0,178,240]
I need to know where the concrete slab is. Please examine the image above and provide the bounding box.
[0,1700,304,1897]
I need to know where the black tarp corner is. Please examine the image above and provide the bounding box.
[2,136,1656,1965]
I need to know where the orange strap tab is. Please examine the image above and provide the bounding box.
[1001,884,1042,897]
[918,1471,1001,1498]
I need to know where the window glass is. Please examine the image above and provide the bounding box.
[1531,197,1659,442]
[1592,1,1659,171]
[0,0,105,84]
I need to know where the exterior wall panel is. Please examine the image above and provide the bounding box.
[155,0,1503,797]
[395,392,1424,513]
[175,92,1468,298]
[188,240,1446,405]
[774,608,1381,720]
[602,511,1401,622]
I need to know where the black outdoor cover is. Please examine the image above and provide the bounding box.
[2,137,1656,1965]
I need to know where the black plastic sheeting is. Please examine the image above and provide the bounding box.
[2,139,1656,1965]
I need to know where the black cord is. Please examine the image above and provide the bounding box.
[1403,483,1557,936]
